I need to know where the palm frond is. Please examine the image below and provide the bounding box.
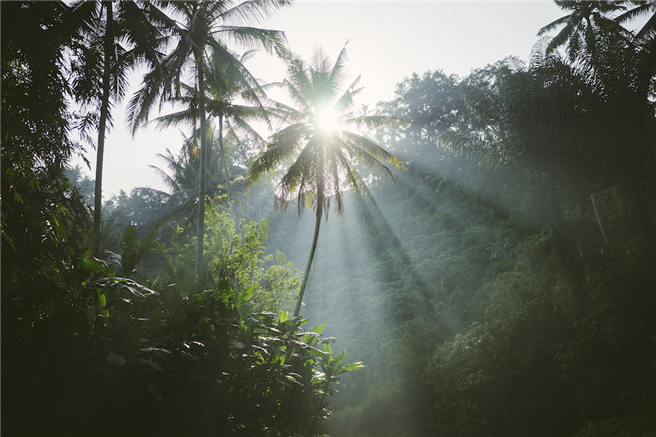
[217,0,292,27]
[438,130,491,162]
[340,131,402,180]
[332,142,375,204]
[331,75,363,115]
[249,45,405,220]
[328,42,351,93]
[277,138,320,202]
[213,25,288,58]
[248,122,309,184]
[538,14,571,36]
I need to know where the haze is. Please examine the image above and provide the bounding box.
[74,0,564,198]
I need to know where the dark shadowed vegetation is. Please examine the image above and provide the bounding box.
[2,1,655,436]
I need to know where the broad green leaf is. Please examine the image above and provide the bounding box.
[322,342,333,354]
[311,372,327,384]
[284,347,293,365]
[341,361,365,372]
[307,347,330,358]
[237,284,257,308]
[81,257,104,275]
[284,374,303,386]
[310,322,327,335]
[278,310,289,323]
[96,290,106,308]
[331,351,346,370]
[125,285,144,298]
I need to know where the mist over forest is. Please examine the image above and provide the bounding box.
[3,1,656,437]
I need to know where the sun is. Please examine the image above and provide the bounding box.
[315,105,340,133]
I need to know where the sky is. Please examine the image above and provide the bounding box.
[71,0,566,198]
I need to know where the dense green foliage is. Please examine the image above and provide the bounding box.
[262,4,656,435]
[3,221,359,436]
[2,2,360,436]
[3,1,656,436]
[248,45,405,317]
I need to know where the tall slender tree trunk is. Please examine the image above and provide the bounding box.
[195,53,208,281]
[295,201,322,317]
[294,150,325,317]
[218,114,232,203]
[93,0,113,256]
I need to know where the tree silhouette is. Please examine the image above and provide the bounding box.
[249,45,405,316]
[615,0,656,39]
[70,0,169,254]
[538,0,625,61]
[154,49,274,206]
[128,0,289,280]
[147,127,225,237]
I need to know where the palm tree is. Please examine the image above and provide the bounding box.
[440,39,656,286]
[128,0,289,280]
[148,127,224,237]
[616,0,656,39]
[69,0,170,255]
[537,1,656,242]
[153,49,274,206]
[248,46,405,316]
[537,0,626,60]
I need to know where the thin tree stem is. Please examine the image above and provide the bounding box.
[195,52,208,283]
[219,114,232,204]
[295,148,325,317]
[93,0,113,256]
[295,202,322,317]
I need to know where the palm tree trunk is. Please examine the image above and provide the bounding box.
[93,0,113,256]
[218,114,232,203]
[195,52,208,282]
[295,200,322,317]
[295,150,325,317]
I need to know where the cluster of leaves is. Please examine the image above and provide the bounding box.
[263,3,656,435]
[417,3,656,436]
[160,207,301,313]
[2,0,92,347]
[89,268,362,436]
[427,234,656,437]
[3,218,361,436]
[262,153,526,435]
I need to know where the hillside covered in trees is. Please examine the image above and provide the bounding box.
[3,1,656,436]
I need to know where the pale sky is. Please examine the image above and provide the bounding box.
[72,0,566,198]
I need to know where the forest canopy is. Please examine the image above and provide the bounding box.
[2,1,655,437]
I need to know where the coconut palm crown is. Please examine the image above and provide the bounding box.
[127,0,290,280]
[248,45,405,316]
[537,0,627,60]
[153,49,275,204]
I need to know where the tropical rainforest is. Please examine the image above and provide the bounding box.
[2,1,655,436]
